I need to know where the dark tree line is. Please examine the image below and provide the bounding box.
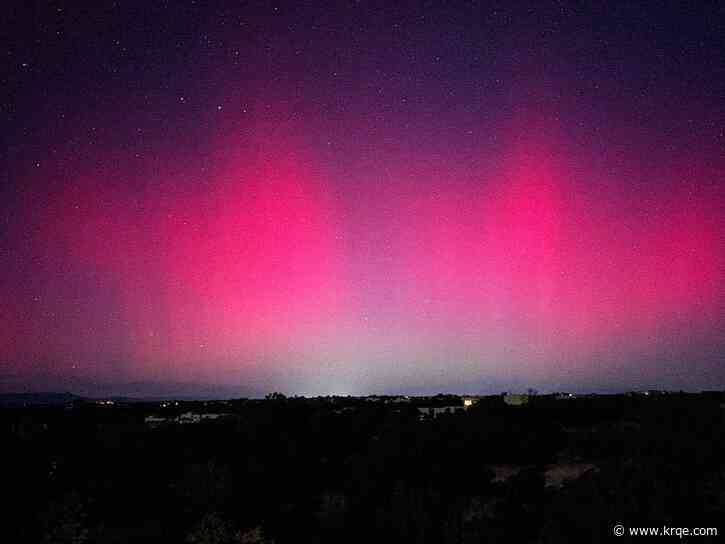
[3,392,724,542]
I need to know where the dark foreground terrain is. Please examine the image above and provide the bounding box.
[4,391,724,543]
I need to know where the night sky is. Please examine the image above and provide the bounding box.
[3,1,724,397]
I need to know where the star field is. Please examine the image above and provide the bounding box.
[2,1,724,397]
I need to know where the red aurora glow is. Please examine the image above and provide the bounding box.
[5,117,724,394]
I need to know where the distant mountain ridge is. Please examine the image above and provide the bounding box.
[0,392,83,406]
[0,380,263,403]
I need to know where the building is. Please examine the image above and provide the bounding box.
[503,393,529,406]
[144,415,169,428]
[418,406,465,419]
[462,397,479,408]
[177,412,201,424]
[178,412,228,424]
[145,412,228,427]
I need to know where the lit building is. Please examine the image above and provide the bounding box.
[462,397,478,408]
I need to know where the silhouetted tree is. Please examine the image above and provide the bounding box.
[186,512,234,544]
[40,491,88,544]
